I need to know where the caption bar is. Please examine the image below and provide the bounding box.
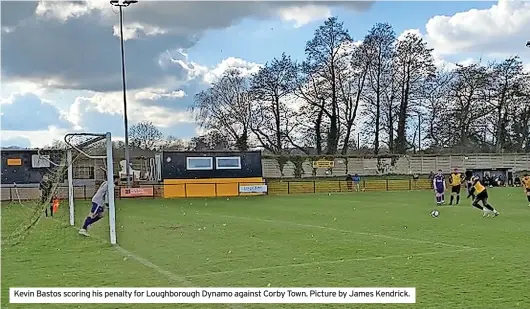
[10,287,415,304]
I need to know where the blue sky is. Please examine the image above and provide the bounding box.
[1,0,529,148]
[189,1,496,66]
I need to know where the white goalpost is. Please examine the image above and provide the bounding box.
[64,132,117,245]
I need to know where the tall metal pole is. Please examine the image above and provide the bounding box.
[418,113,421,152]
[118,4,131,187]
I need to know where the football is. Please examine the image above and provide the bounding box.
[431,210,440,218]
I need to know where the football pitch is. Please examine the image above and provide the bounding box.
[2,189,530,309]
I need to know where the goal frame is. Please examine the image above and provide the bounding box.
[64,132,117,245]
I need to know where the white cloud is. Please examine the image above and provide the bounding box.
[158,49,209,82]
[134,89,186,101]
[203,57,261,84]
[277,5,331,28]
[112,23,168,41]
[397,28,422,42]
[396,28,455,70]
[425,0,530,55]
[67,88,193,131]
[1,127,70,148]
[35,1,104,22]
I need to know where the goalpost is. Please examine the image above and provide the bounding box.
[64,132,117,245]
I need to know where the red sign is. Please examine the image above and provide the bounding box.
[120,187,154,198]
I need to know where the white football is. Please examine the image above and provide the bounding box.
[431,210,440,218]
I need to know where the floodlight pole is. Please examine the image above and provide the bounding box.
[110,0,137,188]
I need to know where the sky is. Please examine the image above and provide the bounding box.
[1,0,530,148]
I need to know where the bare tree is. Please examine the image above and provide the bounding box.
[422,69,455,150]
[360,23,396,154]
[393,33,436,153]
[487,56,528,152]
[295,62,329,154]
[188,131,229,151]
[129,121,164,150]
[447,62,493,151]
[507,70,530,152]
[250,53,299,154]
[335,41,369,154]
[191,69,252,151]
[304,17,352,154]
[162,135,187,151]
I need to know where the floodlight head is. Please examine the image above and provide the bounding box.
[526,41,530,48]
[110,0,137,6]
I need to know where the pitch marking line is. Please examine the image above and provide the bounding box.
[13,203,244,309]
[113,247,241,309]
[186,247,481,279]
[207,213,476,250]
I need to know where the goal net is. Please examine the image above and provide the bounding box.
[3,132,117,246]
[64,132,117,245]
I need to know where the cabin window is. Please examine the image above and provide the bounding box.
[216,156,241,170]
[186,157,213,170]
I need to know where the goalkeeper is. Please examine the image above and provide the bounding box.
[39,175,54,217]
[79,175,119,237]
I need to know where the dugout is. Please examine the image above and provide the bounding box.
[161,151,264,198]
[466,168,511,186]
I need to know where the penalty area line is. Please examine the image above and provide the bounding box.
[27,207,244,309]
[210,214,476,250]
[186,247,482,279]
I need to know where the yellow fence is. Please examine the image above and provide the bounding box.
[267,179,433,195]
[1,179,435,202]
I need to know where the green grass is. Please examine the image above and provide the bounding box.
[2,189,530,309]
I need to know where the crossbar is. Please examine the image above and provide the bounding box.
[76,136,106,149]
[64,133,107,159]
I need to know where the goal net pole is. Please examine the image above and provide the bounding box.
[105,132,117,245]
[67,150,75,226]
[65,132,117,245]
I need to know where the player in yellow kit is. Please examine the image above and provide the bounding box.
[522,174,530,207]
[449,169,463,205]
[468,176,500,217]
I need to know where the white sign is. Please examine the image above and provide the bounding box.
[31,154,51,168]
[239,185,268,193]
[9,287,416,304]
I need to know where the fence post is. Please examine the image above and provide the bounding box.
[313,181,316,193]
[152,185,155,199]
[215,183,218,197]
[339,181,342,192]
[237,182,241,197]
[83,185,87,200]
[409,179,412,190]
[184,183,188,198]
[287,181,290,194]
[9,187,12,201]
[386,179,389,191]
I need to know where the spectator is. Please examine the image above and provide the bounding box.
[514,175,521,186]
[353,174,361,192]
[412,173,419,189]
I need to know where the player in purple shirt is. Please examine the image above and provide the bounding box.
[433,169,446,205]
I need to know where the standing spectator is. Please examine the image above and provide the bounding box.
[412,173,419,190]
[353,174,361,192]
